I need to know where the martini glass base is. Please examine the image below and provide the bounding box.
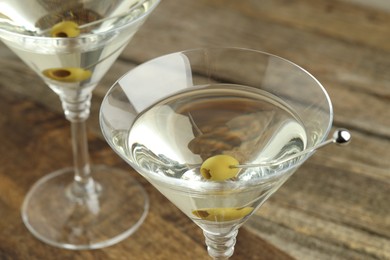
[21,165,149,250]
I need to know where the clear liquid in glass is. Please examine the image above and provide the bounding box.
[112,84,307,230]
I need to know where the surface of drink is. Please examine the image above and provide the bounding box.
[112,83,307,228]
[0,0,156,95]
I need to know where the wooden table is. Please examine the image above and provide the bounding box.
[0,0,389,259]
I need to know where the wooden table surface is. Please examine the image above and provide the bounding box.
[0,0,389,259]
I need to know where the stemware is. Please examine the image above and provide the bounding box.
[0,0,160,249]
[99,47,336,258]
[101,47,334,259]
[99,47,339,258]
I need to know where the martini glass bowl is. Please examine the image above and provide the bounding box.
[0,0,160,249]
[100,47,333,259]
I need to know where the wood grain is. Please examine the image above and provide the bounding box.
[0,0,389,259]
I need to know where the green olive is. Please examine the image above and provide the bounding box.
[42,67,91,82]
[50,21,80,38]
[192,207,253,222]
[200,154,239,181]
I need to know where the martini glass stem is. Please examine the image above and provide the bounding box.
[60,93,100,199]
[203,229,238,259]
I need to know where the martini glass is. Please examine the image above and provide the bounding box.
[100,47,334,259]
[0,0,160,249]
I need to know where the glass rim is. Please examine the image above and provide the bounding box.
[100,47,334,191]
[0,0,161,43]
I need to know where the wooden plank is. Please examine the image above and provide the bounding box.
[244,129,390,258]
[245,158,390,259]
[216,0,390,52]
